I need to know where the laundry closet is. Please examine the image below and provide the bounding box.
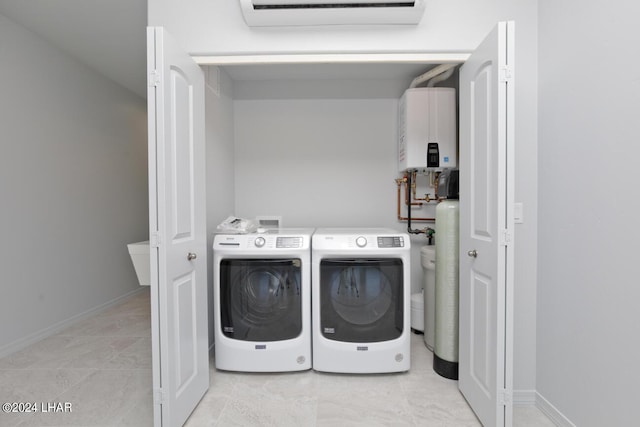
[201,59,459,332]
[204,60,458,229]
[146,2,531,426]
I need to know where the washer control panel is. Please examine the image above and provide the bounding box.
[214,230,312,250]
[276,237,303,249]
[377,236,405,248]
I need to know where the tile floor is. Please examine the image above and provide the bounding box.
[0,290,153,427]
[0,290,555,426]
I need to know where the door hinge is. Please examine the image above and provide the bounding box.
[499,65,513,83]
[154,388,165,405]
[150,232,162,248]
[500,229,512,247]
[498,389,512,406]
[148,70,160,87]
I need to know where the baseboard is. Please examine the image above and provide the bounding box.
[536,391,577,427]
[0,287,148,359]
[510,389,576,427]
[513,389,537,405]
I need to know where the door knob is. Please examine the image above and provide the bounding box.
[187,252,197,261]
[467,250,478,258]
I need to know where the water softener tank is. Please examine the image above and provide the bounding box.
[421,245,436,350]
[433,170,460,380]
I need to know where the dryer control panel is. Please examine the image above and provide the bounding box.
[312,229,410,251]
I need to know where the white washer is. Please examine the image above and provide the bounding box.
[312,228,411,373]
[213,228,313,372]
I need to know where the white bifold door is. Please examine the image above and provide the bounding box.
[147,27,209,427]
[146,21,515,427]
[458,21,515,427]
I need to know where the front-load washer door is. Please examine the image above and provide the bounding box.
[320,258,404,343]
[220,259,302,342]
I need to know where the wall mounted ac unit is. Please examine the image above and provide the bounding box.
[239,0,427,27]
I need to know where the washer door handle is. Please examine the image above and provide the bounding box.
[187,252,197,261]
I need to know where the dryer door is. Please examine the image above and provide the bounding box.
[320,258,404,343]
[220,259,302,341]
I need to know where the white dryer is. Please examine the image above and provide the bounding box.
[213,228,313,372]
[312,228,411,373]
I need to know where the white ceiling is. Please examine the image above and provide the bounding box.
[0,1,455,99]
[0,0,147,98]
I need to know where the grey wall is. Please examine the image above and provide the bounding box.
[537,1,640,425]
[0,13,148,354]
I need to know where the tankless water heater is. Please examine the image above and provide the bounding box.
[398,87,456,172]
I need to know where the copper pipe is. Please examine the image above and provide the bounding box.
[398,215,436,221]
[402,174,423,206]
[396,175,436,222]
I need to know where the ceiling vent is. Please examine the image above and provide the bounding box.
[239,0,426,27]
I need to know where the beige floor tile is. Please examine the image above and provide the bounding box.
[14,369,152,426]
[0,369,94,427]
[1,290,556,427]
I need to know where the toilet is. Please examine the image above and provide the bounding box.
[421,245,437,350]
[127,241,150,286]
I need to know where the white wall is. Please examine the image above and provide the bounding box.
[510,3,539,399]
[233,81,399,229]
[149,0,506,55]
[205,66,236,347]
[149,0,539,394]
[537,1,640,425]
[0,13,148,354]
